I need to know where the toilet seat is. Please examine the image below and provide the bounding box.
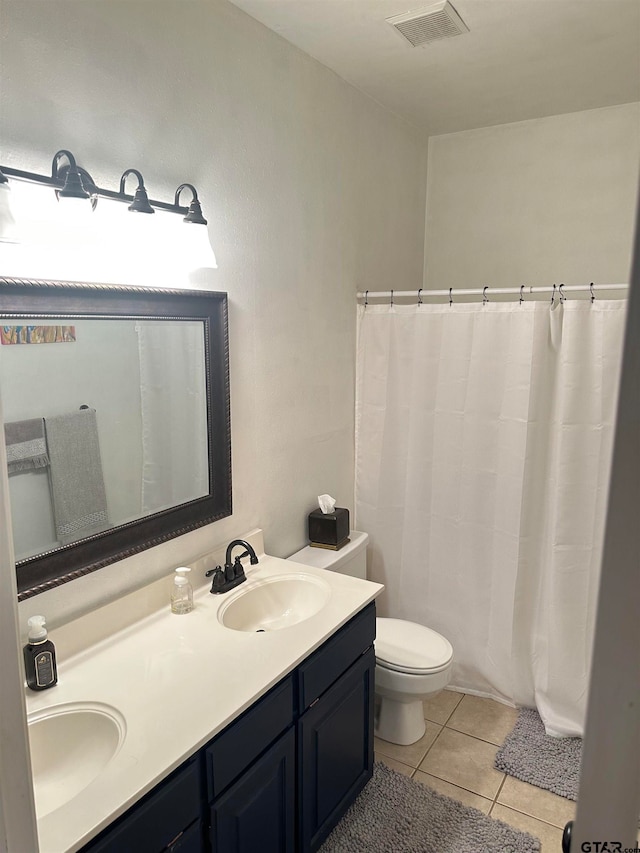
[375,618,453,675]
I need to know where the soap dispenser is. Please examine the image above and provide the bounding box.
[23,615,58,691]
[171,567,194,614]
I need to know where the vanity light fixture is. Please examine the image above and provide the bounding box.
[0,148,208,224]
[175,183,207,225]
[52,149,91,200]
[120,169,155,214]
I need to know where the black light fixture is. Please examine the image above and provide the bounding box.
[0,149,208,224]
[51,149,91,200]
[175,183,207,225]
[120,168,155,214]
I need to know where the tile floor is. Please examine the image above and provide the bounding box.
[374,690,572,852]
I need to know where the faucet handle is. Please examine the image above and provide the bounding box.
[206,566,226,593]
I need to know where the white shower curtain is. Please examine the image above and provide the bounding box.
[137,321,209,515]
[355,299,626,736]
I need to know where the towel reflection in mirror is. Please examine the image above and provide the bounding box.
[2,318,208,561]
[5,409,110,550]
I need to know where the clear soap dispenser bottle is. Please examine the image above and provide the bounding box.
[171,567,194,614]
[23,615,58,691]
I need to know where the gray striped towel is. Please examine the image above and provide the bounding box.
[44,409,110,545]
[4,418,50,474]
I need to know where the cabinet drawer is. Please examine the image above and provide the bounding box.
[206,675,294,800]
[297,604,375,711]
[82,758,201,853]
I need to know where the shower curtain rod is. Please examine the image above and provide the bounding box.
[357,283,628,303]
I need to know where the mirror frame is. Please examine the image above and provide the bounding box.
[0,277,232,600]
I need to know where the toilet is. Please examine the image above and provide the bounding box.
[288,530,453,746]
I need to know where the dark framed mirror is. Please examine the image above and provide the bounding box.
[0,278,231,600]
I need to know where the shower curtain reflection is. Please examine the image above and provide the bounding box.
[355,300,626,736]
[136,321,209,515]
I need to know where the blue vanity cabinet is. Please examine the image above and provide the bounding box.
[297,605,376,853]
[81,756,202,853]
[205,676,296,853]
[206,605,375,853]
[77,604,376,853]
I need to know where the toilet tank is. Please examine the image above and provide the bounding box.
[288,530,368,579]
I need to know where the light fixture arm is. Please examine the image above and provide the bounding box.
[51,149,78,180]
[119,168,145,194]
[174,183,199,205]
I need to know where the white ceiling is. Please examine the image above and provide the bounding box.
[228,0,640,135]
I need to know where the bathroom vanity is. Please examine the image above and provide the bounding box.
[25,532,383,853]
[83,606,375,853]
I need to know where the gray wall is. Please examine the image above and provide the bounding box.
[423,103,640,291]
[0,0,428,625]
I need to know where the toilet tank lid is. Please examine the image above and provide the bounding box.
[376,618,453,673]
[287,530,369,571]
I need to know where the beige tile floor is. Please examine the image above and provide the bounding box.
[374,690,572,852]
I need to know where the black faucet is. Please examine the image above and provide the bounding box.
[206,539,259,595]
[225,539,259,569]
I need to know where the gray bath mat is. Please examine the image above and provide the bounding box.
[495,708,582,800]
[320,762,540,852]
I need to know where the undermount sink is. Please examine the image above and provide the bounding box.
[28,702,126,818]
[218,573,331,632]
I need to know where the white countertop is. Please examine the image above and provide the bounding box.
[26,543,383,853]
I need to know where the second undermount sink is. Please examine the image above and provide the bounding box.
[218,573,331,632]
[28,702,126,818]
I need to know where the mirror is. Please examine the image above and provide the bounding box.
[0,278,231,600]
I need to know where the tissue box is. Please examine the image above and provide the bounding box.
[308,507,350,550]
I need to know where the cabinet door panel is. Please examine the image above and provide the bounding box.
[210,727,295,853]
[299,647,375,853]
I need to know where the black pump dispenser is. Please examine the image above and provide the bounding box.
[23,615,57,691]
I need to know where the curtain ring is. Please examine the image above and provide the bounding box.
[590,282,596,303]
[482,286,489,305]
[519,285,525,305]
[417,288,423,305]
[559,283,566,303]
[390,290,394,306]
[551,283,556,305]
[449,287,453,306]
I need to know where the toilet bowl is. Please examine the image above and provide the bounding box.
[374,617,453,744]
[288,530,454,746]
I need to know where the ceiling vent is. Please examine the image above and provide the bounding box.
[386,1,469,48]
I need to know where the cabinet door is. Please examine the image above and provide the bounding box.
[298,647,375,853]
[210,727,295,853]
